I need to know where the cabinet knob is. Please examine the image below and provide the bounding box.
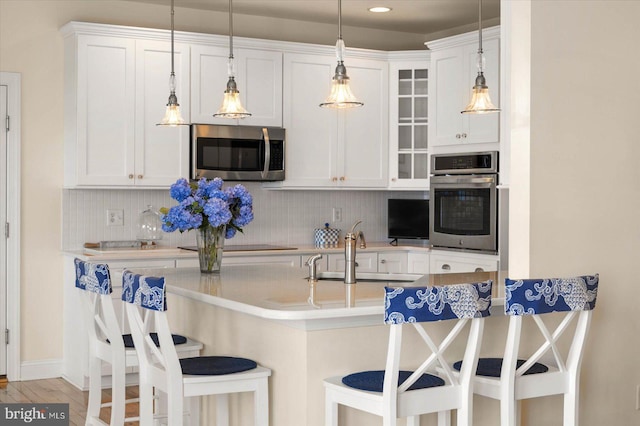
[391,177,397,182]
[456,134,461,139]
[339,176,345,181]
[128,174,134,179]
[461,133,468,138]
[332,177,338,182]
[355,262,359,267]
[475,267,484,273]
[137,174,143,179]
[380,259,387,264]
[441,264,451,270]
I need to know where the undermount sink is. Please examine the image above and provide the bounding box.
[312,271,423,283]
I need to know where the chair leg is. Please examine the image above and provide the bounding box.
[216,393,229,426]
[109,359,126,426]
[500,399,517,426]
[437,411,451,426]
[254,379,269,426]
[139,382,156,426]
[185,396,200,426]
[85,356,102,426]
[564,392,578,426]
[166,387,184,426]
[325,390,338,426]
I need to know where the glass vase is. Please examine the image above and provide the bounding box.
[196,225,225,273]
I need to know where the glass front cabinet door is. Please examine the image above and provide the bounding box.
[388,59,430,189]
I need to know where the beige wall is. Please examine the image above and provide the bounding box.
[511,1,640,424]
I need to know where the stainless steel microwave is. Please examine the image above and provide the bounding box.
[191,124,285,181]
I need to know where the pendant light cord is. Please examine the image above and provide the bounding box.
[228,0,234,60]
[170,0,175,76]
[338,0,342,41]
[478,0,483,54]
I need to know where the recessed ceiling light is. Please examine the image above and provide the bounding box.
[368,6,392,13]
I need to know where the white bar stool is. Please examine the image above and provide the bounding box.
[454,274,599,426]
[324,280,493,426]
[74,259,204,425]
[121,269,271,426]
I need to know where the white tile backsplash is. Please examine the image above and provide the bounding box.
[62,184,427,249]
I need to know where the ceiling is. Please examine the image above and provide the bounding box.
[122,0,500,38]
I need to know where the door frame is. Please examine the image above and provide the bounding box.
[1,72,22,381]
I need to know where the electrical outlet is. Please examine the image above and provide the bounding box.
[332,207,342,223]
[106,209,124,227]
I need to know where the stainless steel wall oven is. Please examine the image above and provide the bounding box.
[429,152,498,253]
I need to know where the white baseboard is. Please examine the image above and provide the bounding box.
[19,358,63,381]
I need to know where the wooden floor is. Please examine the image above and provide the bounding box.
[0,377,140,425]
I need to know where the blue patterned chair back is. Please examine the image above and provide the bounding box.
[385,281,493,324]
[121,270,167,311]
[505,274,599,316]
[75,258,112,295]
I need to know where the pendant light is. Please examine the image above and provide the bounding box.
[158,0,187,126]
[213,0,251,119]
[461,0,500,114]
[319,0,363,109]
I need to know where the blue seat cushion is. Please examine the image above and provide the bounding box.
[120,333,187,348]
[453,357,549,377]
[180,356,258,376]
[341,370,445,392]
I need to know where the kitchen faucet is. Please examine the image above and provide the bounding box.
[306,253,323,281]
[345,220,365,284]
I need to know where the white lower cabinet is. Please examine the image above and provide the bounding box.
[378,252,408,273]
[327,252,378,273]
[407,252,430,274]
[429,250,499,274]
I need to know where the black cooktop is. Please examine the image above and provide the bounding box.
[179,244,297,252]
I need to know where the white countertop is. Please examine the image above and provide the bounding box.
[127,264,504,330]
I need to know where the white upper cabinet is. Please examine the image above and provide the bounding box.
[388,57,430,189]
[277,53,388,189]
[63,24,189,188]
[135,40,190,186]
[428,27,500,150]
[190,45,283,127]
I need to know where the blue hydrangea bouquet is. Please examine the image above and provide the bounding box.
[160,177,253,273]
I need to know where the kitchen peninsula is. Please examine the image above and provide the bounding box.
[130,264,504,426]
[63,246,503,426]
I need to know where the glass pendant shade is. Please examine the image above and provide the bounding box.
[160,73,185,125]
[320,67,363,109]
[462,73,500,114]
[214,77,251,118]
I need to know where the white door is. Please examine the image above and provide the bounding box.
[1,83,8,375]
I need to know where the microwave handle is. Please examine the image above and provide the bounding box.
[262,127,271,179]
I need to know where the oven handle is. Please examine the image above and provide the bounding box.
[262,127,271,179]
[430,175,497,186]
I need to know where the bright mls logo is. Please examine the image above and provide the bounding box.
[1,404,69,425]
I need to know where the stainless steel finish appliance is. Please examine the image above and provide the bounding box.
[429,152,498,253]
[191,124,285,181]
